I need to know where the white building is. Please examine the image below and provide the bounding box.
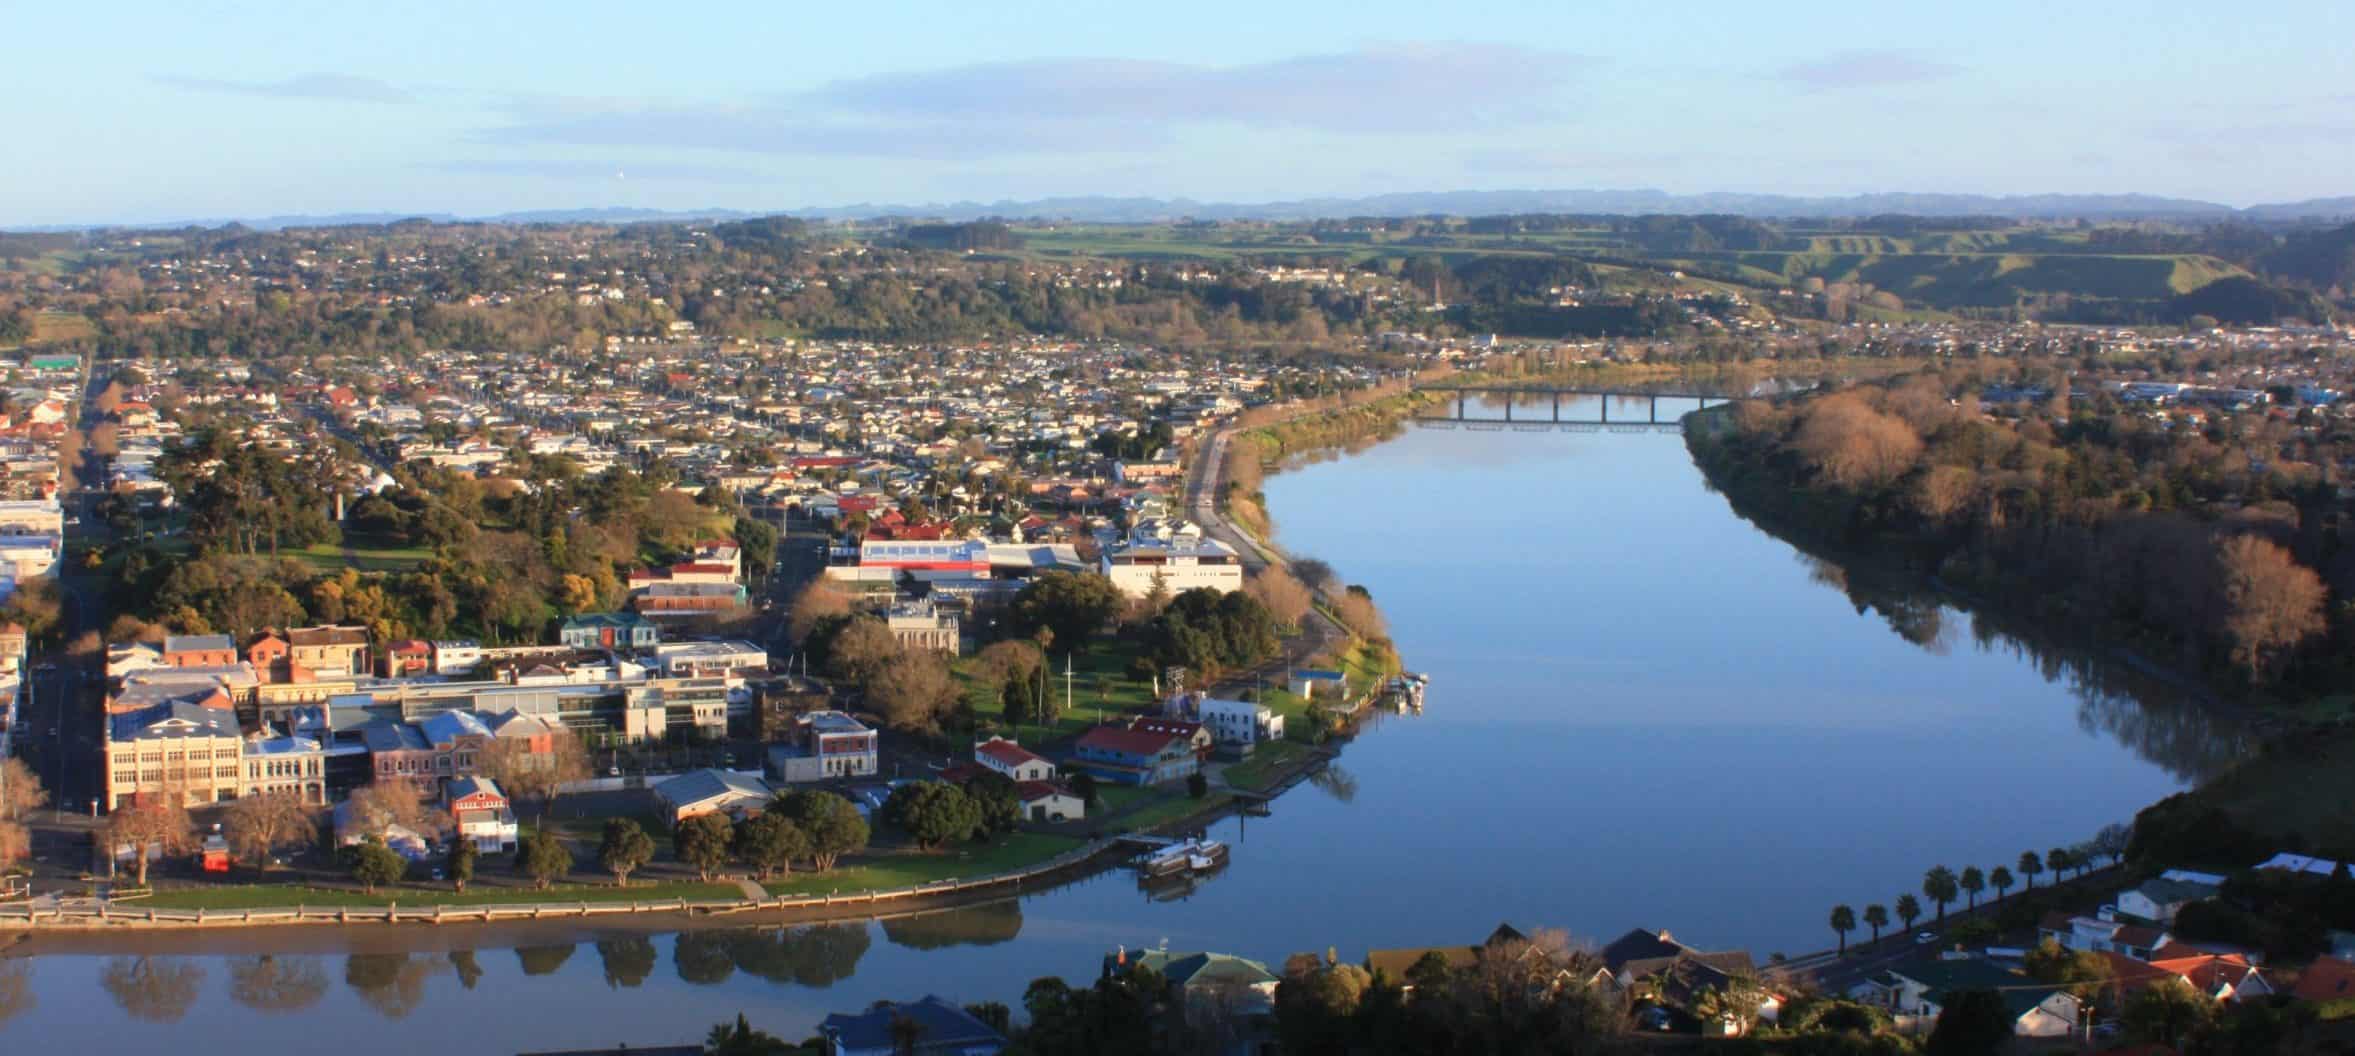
[651,640,769,680]
[1099,523,1243,599]
[975,737,1055,782]
[1197,697,1283,747]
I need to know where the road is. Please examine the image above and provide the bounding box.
[1184,424,1349,693]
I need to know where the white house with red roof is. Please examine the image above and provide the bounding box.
[975,736,1055,782]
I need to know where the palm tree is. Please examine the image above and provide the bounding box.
[1863,904,1889,945]
[1829,904,1856,956]
[1922,866,1959,925]
[2019,851,2044,890]
[2048,847,2074,882]
[1990,866,2015,901]
[1895,894,1922,932]
[1959,866,1985,910]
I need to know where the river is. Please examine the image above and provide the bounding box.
[0,396,2244,1050]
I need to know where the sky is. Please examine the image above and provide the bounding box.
[5,0,2352,225]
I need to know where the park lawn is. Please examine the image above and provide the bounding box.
[1090,784,1153,815]
[1221,741,1310,792]
[140,880,744,910]
[32,310,95,344]
[1115,793,1230,833]
[956,637,1158,743]
[291,540,432,573]
[758,832,1082,898]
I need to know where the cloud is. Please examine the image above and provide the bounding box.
[1775,50,1961,90]
[480,43,1590,159]
[430,159,767,183]
[157,72,415,103]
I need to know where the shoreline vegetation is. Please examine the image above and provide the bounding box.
[1682,379,2355,860]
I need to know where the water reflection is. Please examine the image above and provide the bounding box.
[1307,763,1359,804]
[344,953,446,1020]
[879,900,1023,950]
[447,950,484,990]
[515,943,575,977]
[1785,536,2248,783]
[100,956,204,1023]
[227,955,329,1014]
[671,923,872,989]
[595,937,658,988]
[0,959,32,1025]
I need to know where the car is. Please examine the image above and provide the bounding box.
[1914,932,1937,945]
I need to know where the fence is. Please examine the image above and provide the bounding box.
[0,841,1117,931]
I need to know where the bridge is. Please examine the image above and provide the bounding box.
[1410,384,1727,433]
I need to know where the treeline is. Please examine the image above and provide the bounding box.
[1691,371,2355,696]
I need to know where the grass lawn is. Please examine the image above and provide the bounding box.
[291,540,432,573]
[1115,793,1230,833]
[758,833,1082,898]
[1221,741,1310,792]
[956,637,1158,743]
[2182,725,2355,852]
[140,880,744,910]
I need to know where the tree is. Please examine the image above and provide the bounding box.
[345,835,408,893]
[964,772,1021,836]
[2017,851,2043,890]
[598,817,656,886]
[705,1012,795,1055]
[347,779,436,839]
[1862,904,1889,944]
[1069,771,1098,806]
[2122,977,2214,1049]
[1923,988,2012,1056]
[0,757,47,820]
[2047,846,2074,882]
[785,579,852,646]
[868,651,961,732]
[477,727,591,822]
[1989,866,2015,900]
[675,812,737,882]
[2215,534,2325,681]
[106,798,194,886]
[1829,904,1856,955]
[518,829,572,889]
[1186,771,1209,799]
[1923,865,1959,924]
[1959,866,1985,910]
[445,840,477,892]
[733,813,808,880]
[779,790,867,871]
[884,782,981,850]
[222,792,315,869]
[1007,571,1123,650]
[0,820,28,872]
[1895,894,1922,931]
[1247,565,1314,629]
[825,617,903,684]
[2091,822,2131,866]
[2024,938,2113,1001]
[1792,392,1923,488]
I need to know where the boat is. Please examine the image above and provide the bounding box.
[1134,837,1228,879]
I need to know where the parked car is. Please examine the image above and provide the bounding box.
[1914,932,1937,945]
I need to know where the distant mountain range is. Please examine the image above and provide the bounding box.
[24,191,2355,232]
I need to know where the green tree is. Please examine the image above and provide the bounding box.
[1924,988,2012,1056]
[1186,771,1209,799]
[517,829,572,889]
[733,813,809,881]
[883,782,981,850]
[445,841,477,893]
[964,772,1022,835]
[598,818,656,886]
[675,812,736,882]
[705,1012,794,1055]
[1895,893,1922,932]
[1959,866,1985,910]
[2017,851,2043,890]
[2122,977,2214,1049]
[1862,904,1889,945]
[1007,571,1123,650]
[779,790,868,870]
[1069,771,1098,806]
[1989,866,2014,900]
[345,836,407,894]
[1829,904,1856,955]
[2023,938,2112,1001]
[1923,865,1959,924]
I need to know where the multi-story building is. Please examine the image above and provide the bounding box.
[241,726,327,803]
[560,612,660,651]
[650,641,769,680]
[1196,697,1284,747]
[769,709,878,783]
[446,776,518,853]
[106,701,245,809]
[1099,522,1243,599]
[162,634,238,668]
[287,625,371,675]
[885,602,962,654]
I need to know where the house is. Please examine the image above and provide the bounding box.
[1195,697,1282,747]
[161,633,238,668]
[1016,781,1083,822]
[650,640,768,679]
[1589,927,1776,1035]
[2147,949,2272,1002]
[561,612,661,652]
[2119,875,2221,924]
[287,625,371,675]
[0,621,24,674]
[768,710,878,783]
[331,799,431,861]
[430,639,482,676]
[446,776,518,853]
[1369,924,1538,987]
[1849,956,2079,1038]
[817,994,1007,1056]
[2294,956,2355,1003]
[246,632,289,673]
[1110,947,1280,1045]
[653,768,773,823]
[975,737,1054,782]
[2039,911,2172,960]
[1127,716,1214,760]
[380,639,433,677]
[1072,725,1198,786]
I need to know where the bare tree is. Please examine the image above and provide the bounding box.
[1247,565,1314,630]
[785,579,852,645]
[2215,534,2325,681]
[0,756,46,820]
[868,652,961,732]
[105,799,194,886]
[346,780,438,839]
[222,792,317,869]
[827,617,903,683]
[478,727,591,822]
[1791,392,1922,488]
[0,820,28,871]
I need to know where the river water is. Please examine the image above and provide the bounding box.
[0,398,2241,1050]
